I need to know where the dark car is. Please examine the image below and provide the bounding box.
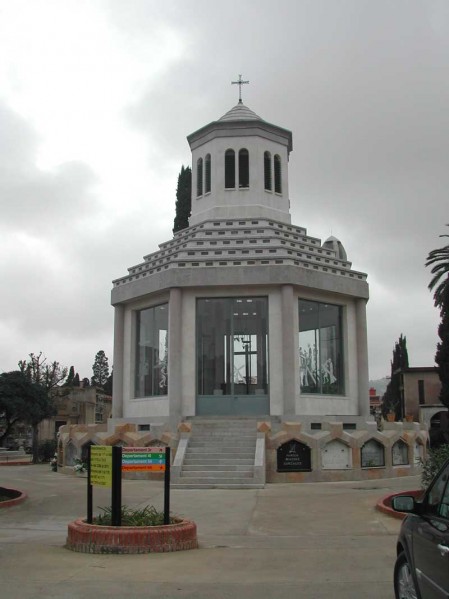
[392,458,449,598]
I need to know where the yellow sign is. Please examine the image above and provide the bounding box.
[90,446,112,487]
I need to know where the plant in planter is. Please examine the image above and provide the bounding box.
[50,453,58,472]
[73,458,88,474]
[94,504,177,526]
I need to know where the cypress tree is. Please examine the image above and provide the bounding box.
[173,165,192,234]
[381,334,409,420]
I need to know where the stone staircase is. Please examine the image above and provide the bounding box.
[171,419,265,489]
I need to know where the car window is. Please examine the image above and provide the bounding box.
[427,462,449,517]
[439,473,449,519]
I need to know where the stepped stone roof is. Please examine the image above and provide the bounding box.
[112,218,367,289]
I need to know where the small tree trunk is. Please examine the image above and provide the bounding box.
[32,423,39,464]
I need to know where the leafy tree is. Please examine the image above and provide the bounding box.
[73,373,80,387]
[0,371,55,455]
[426,225,449,408]
[381,334,409,420]
[18,352,67,463]
[91,350,110,388]
[172,165,192,234]
[103,369,113,396]
[81,377,90,388]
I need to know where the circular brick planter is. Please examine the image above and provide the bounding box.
[0,486,27,508]
[376,489,424,519]
[66,517,198,554]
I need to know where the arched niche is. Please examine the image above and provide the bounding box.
[414,441,424,465]
[361,439,385,468]
[321,439,351,469]
[65,441,77,466]
[392,439,409,466]
[81,441,96,463]
[277,439,311,472]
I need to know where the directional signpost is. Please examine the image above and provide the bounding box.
[87,445,171,526]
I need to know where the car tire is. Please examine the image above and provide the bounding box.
[394,551,419,599]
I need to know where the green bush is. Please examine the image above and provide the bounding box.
[93,505,176,526]
[38,439,57,463]
[421,444,449,489]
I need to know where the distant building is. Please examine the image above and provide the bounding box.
[369,387,381,416]
[39,386,112,441]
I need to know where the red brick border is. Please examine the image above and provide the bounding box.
[66,518,198,554]
[0,487,27,508]
[376,489,424,519]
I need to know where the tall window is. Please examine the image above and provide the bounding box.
[196,158,203,197]
[135,304,168,398]
[264,151,272,191]
[205,154,211,193]
[274,154,282,194]
[225,149,235,188]
[197,298,268,396]
[239,149,249,188]
[299,299,343,395]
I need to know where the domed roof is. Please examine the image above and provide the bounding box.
[322,236,348,262]
[218,103,262,122]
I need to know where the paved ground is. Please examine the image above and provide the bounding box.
[0,465,419,599]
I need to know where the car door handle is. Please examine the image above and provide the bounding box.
[437,544,449,557]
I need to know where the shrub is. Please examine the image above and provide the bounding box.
[38,439,57,463]
[93,505,176,526]
[421,444,449,489]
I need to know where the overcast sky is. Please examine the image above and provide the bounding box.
[0,0,447,383]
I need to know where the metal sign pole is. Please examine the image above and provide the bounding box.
[111,446,122,526]
[164,446,171,525]
[87,444,93,524]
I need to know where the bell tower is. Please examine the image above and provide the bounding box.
[187,92,293,226]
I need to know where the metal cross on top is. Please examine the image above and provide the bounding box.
[231,74,249,104]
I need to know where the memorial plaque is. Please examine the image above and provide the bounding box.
[414,441,423,465]
[361,439,384,468]
[392,440,409,466]
[277,440,311,472]
[322,440,351,469]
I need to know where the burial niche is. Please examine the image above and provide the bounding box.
[392,439,409,466]
[321,440,351,469]
[361,439,385,468]
[65,441,77,466]
[277,439,311,472]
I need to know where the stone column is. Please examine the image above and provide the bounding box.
[168,287,182,418]
[112,304,125,418]
[356,298,370,417]
[281,284,296,415]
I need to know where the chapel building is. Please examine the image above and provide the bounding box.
[111,101,370,424]
[80,96,427,485]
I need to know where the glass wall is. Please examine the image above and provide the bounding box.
[197,298,268,396]
[135,304,168,398]
[298,299,343,395]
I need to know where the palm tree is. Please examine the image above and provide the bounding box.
[426,224,449,308]
[426,225,449,408]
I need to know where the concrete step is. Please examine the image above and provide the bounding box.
[184,457,254,465]
[171,482,264,489]
[185,451,256,459]
[188,441,256,448]
[181,470,253,479]
[191,433,257,439]
[182,464,254,472]
[175,476,258,485]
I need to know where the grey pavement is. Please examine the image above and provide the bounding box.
[0,465,418,598]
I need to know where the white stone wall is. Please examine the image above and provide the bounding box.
[190,135,291,226]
